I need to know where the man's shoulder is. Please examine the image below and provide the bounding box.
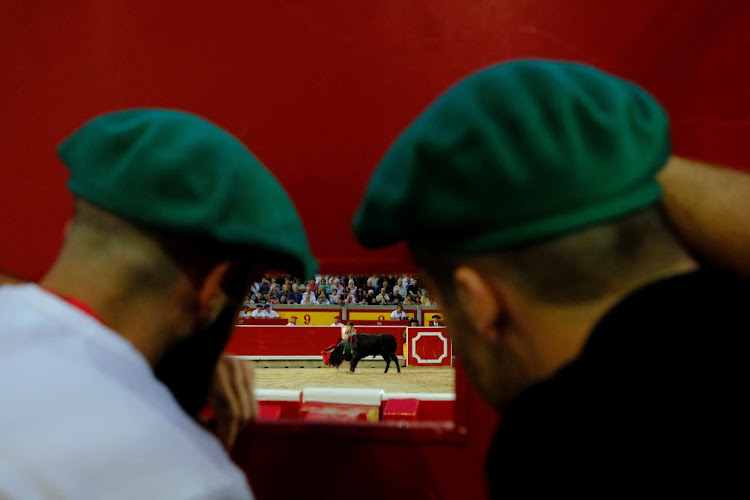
[0,341,252,498]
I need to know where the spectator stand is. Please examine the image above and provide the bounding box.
[235,303,443,327]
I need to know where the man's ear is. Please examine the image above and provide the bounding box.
[197,261,232,326]
[453,265,508,344]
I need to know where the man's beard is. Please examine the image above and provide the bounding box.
[446,303,531,410]
[154,301,239,416]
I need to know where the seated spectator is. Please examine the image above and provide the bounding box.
[346,279,358,296]
[258,277,270,295]
[375,289,391,305]
[421,292,436,306]
[392,280,407,298]
[278,294,288,304]
[390,304,407,320]
[344,293,358,304]
[290,284,303,304]
[264,304,280,319]
[300,292,316,305]
[391,288,405,304]
[288,297,297,305]
[317,292,330,304]
[307,279,319,294]
[329,278,343,297]
[251,304,267,318]
[238,305,252,319]
[381,279,394,295]
[269,276,280,292]
[403,296,415,306]
[407,278,420,298]
[362,278,377,297]
[331,294,343,306]
[364,289,378,305]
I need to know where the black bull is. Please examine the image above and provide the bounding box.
[325,334,401,373]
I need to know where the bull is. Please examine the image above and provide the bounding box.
[323,334,401,373]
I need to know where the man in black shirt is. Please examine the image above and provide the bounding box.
[352,59,749,496]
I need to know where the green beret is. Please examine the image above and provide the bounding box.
[352,59,670,253]
[58,108,317,277]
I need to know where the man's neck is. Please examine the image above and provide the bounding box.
[40,264,191,367]
[518,256,699,382]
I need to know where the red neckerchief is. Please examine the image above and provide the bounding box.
[42,286,105,325]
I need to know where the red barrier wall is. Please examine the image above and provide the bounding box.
[225,325,406,357]
[406,327,452,366]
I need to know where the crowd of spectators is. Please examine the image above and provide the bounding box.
[243,275,437,307]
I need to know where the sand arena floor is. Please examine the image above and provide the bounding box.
[251,364,455,394]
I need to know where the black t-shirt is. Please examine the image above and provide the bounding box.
[486,269,749,497]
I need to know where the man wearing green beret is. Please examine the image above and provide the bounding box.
[0,109,316,499]
[353,60,749,495]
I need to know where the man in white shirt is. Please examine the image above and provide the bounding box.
[390,304,407,320]
[251,304,268,318]
[264,303,280,319]
[238,305,252,318]
[287,315,298,326]
[331,315,346,327]
[0,109,318,500]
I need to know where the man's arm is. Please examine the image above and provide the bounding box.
[659,156,750,277]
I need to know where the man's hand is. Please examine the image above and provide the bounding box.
[208,356,259,451]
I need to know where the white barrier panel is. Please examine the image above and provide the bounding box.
[255,389,302,401]
[255,389,456,403]
[301,387,384,406]
[382,392,455,401]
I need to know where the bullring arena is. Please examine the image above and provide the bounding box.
[228,307,457,422]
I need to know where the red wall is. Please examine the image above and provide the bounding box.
[1,3,749,499]
[1,1,749,281]
[225,325,405,356]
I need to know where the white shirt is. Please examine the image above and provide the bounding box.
[390,309,407,319]
[0,284,253,500]
[331,322,345,327]
[251,309,269,318]
[265,309,280,319]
